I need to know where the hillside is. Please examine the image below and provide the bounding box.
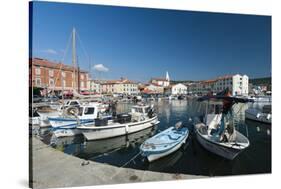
[249,77,271,85]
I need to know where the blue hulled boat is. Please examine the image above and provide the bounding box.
[140,122,189,162]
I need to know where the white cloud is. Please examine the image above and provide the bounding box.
[93,64,109,72]
[42,49,58,55]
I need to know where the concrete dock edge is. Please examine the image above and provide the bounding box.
[30,136,204,188]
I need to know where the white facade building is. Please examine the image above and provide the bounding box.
[150,71,170,87]
[214,74,248,96]
[232,74,248,96]
[145,84,164,94]
[88,80,101,94]
[165,83,187,95]
[100,79,139,95]
[187,74,249,96]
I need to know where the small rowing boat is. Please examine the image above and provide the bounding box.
[140,122,189,162]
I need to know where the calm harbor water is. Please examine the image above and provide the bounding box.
[41,100,271,176]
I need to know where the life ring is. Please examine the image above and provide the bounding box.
[65,106,79,116]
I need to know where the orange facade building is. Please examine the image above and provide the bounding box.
[29,58,89,93]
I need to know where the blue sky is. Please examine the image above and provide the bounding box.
[31,2,271,82]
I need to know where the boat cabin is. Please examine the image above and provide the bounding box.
[64,100,81,106]
[200,100,238,142]
[130,104,155,120]
[131,105,151,114]
[66,104,99,119]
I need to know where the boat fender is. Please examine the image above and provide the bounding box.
[125,125,129,134]
[256,113,260,118]
[266,114,271,120]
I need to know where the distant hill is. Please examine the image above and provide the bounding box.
[170,80,196,84]
[249,77,271,85]
[171,77,272,86]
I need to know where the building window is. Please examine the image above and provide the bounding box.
[49,69,54,77]
[62,71,66,78]
[63,80,66,87]
[49,79,54,87]
[35,66,40,75]
[35,78,41,86]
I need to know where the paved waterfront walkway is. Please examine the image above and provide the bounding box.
[30,137,203,188]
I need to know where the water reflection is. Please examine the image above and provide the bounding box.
[80,127,157,160]
[41,100,271,176]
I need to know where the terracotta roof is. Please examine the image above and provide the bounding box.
[151,77,168,81]
[216,75,234,80]
[31,58,88,73]
[100,79,137,85]
[148,83,164,87]
[142,89,158,94]
[121,79,137,84]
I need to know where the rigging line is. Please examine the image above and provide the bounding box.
[76,30,90,66]
[53,31,72,91]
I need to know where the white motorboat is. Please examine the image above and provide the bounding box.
[36,106,62,127]
[35,99,82,127]
[194,91,250,160]
[29,106,40,125]
[78,104,160,140]
[50,104,112,138]
[35,99,106,127]
[140,122,189,162]
[48,104,101,129]
[245,105,271,124]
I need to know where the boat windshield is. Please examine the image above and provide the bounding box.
[69,101,79,106]
[144,107,150,113]
[133,107,144,113]
[205,103,223,115]
[84,107,95,115]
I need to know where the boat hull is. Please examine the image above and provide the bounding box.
[146,134,188,162]
[37,111,60,127]
[80,116,159,140]
[245,109,271,124]
[29,117,40,125]
[48,117,95,129]
[196,131,243,160]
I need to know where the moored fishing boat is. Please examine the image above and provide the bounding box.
[35,99,83,127]
[48,103,103,129]
[78,104,160,140]
[194,89,250,160]
[245,104,271,124]
[140,122,189,162]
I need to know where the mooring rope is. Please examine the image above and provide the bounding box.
[88,147,123,160]
[110,151,142,180]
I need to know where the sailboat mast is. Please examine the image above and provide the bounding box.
[72,27,76,91]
